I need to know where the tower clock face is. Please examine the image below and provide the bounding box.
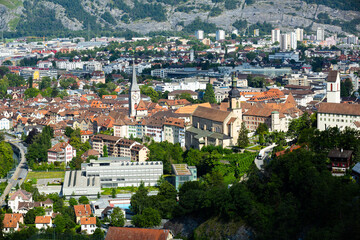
[132,93,140,100]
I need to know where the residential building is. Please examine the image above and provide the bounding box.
[195,30,204,40]
[290,32,297,50]
[271,28,281,43]
[317,103,360,130]
[35,216,52,229]
[9,189,32,213]
[295,28,304,41]
[0,118,10,130]
[168,90,198,100]
[243,93,302,132]
[163,118,186,147]
[317,27,325,41]
[280,34,288,51]
[326,71,341,103]
[3,214,24,233]
[91,134,149,162]
[47,142,76,164]
[216,30,225,41]
[83,160,163,188]
[328,149,353,176]
[17,198,53,215]
[171,164,197,190]
[105,227,174,240]
[80,217,97,234]
[351,162,360,183]
[74,204,92,224]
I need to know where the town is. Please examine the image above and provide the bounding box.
[0,26,358,239]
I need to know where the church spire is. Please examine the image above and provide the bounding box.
[130,59,140,91]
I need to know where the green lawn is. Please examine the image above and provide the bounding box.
[101,186,158,195]
[246,145,263,151]
[26,171,65,181]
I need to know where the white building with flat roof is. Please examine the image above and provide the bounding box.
[82,160,163,188]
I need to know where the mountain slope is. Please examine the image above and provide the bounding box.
[1,0,359,36]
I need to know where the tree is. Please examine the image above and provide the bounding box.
[64,127,74,138]
[256,123,269,135]
[203,83,216,104]
[24,88,40,99]
[246,52,257,61]
[132,207,161,228]
[28,77,33,88]
[2,60,12,66]
[93,228,104,238]
[110,207,125,227]
[341,78,353,97]
[39,77,51,90]
[24,209,36,224]
[111,188,116,198]
[130,182,149,214]
[78,196,89,204]
[69,198,78,207]
[238,122,249,148]
[103,145,108,157]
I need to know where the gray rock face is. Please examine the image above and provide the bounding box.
[0,0,358,35]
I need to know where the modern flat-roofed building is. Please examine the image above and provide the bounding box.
[82,160,163,188]
[62,170,101,199]
[171,164,197,190]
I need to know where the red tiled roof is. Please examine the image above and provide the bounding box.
[105,227,172,240]
[74,204,92,217]
[3,214,22,228]
[80,217,96,225]
[35,216,51,224]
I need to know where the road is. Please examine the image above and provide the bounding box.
[254,143,276,170]
[0,136,28,205]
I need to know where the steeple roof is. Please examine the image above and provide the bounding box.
[130,61,140,91]
[228,74,240,98]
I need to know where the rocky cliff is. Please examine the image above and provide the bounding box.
[0,0,359,36]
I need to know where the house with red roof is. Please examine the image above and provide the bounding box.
[3,213,24,233]
[35,216,52,229]
[47,142,76,164]
[80,217,97,234]
[74,204,92,224]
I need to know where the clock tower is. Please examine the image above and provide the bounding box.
[129,61,140,117]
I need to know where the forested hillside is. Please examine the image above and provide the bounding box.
[0,0,359,37]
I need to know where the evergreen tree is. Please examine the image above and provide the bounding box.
[103,145,108,157]
[237,122,249,148]
[203,83,216,104]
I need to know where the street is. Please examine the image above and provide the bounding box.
[0,136,28,205]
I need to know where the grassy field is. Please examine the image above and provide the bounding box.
[26,171,65,181]
[101,186,158,195]
[0,0,22,9]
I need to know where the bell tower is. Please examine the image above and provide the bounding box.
[228,74,242,117]
[129,60,140,117]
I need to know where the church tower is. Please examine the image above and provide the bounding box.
[129,61,140,117]
[326,70,341,103]
[228,74,242,117]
